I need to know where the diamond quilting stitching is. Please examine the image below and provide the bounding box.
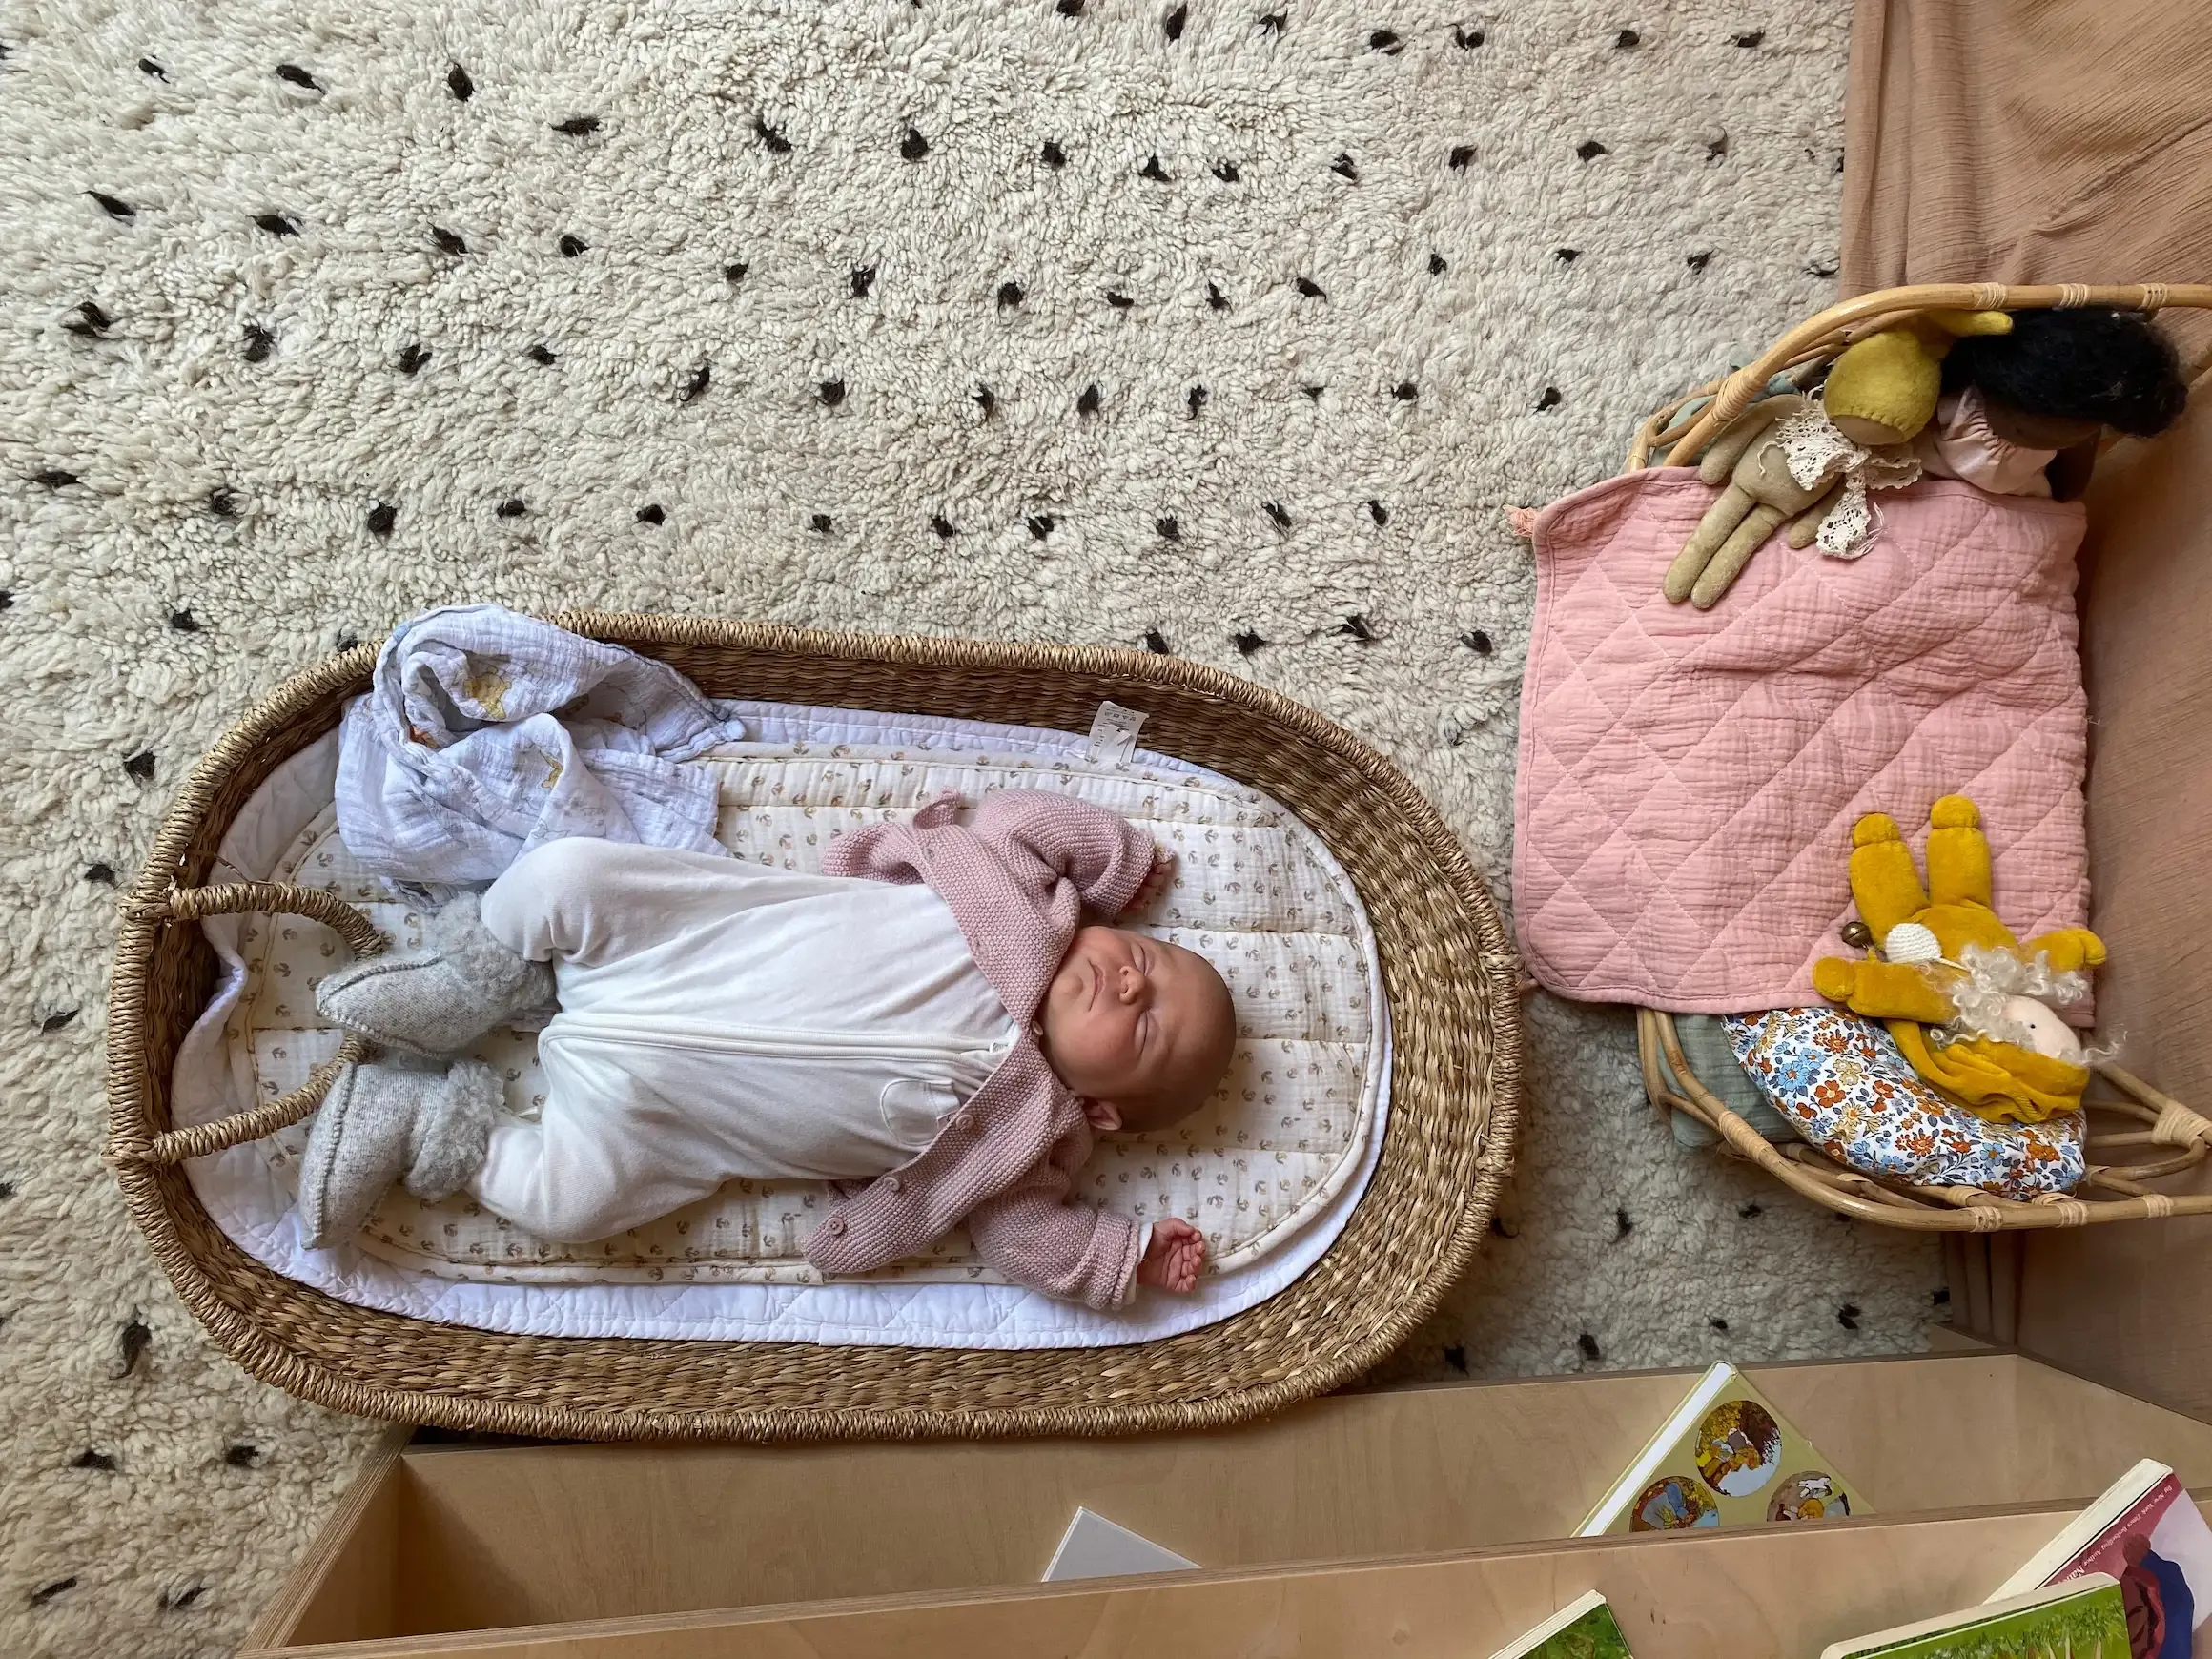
[1516,472,2090,1011]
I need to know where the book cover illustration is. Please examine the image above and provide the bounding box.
[1997,1460,2212,1659]
[1582,1363,1868,1535]
[1487,1589,1635,1659]
[1824,1576,2128,1659]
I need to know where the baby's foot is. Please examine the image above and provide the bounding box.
[298,1057,500,1247]
[317,892,552,1055]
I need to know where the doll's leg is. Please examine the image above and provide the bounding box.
[1922,794,1993,910]
[1844,813,1929,940]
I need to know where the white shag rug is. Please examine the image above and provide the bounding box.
[0,1,1942,1651]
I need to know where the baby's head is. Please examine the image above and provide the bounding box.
[1037,926,1235,1133]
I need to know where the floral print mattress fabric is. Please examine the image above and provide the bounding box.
[1724,1007,2085,1199]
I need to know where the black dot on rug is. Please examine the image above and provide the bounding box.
[118,1316,150,1376]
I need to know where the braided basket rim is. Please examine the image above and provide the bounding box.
[105,613,1520,1442]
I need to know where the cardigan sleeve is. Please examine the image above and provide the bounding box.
[962,1157,1145,1310]
[971,789,1157,917]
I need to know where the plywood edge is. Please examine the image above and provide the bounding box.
[244,1422,417,1650]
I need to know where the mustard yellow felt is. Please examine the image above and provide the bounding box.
[1822,310,2012,447]
[1812,793,2103,1124]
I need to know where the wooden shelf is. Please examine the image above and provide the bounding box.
[245,1351,2212,1656]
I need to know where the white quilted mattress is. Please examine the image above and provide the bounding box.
[168,700,1389,1348]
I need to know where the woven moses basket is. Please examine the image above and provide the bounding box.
[106,614,1521,1441]
[1629,281,2212,1236]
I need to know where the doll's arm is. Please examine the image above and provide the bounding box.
[972,789,1157,916]
[1812,956,1958,1025]
[964,1161,1146,1310]
[2021,927,2106,974]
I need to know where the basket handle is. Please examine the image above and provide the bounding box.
[119,882,387,1166]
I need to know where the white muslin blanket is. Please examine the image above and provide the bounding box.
[336,605,748,882]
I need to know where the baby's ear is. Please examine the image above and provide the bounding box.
[1082,1097,1122,1132]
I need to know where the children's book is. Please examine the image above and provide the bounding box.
[1576,1362,1868,1536]
[1989,1457,2212,1659]
[1820,1575,2126,1659]
[1040,1507,1197,1582]
[1486,1588,1635,1659]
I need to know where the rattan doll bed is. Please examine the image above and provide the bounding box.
[1629,282,2212,1235]
[106,615,1521,1441]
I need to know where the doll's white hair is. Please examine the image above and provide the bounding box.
[1939,944,2120,1065]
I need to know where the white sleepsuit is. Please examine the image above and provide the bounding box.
[470,836,1016,1240]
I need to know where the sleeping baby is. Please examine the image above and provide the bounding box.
[299,789,1236,1309]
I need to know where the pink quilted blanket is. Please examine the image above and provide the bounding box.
[1514,468,2091,1014]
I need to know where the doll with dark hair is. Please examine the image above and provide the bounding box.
[1922,307,2190,499]
[1945,306,2188,439]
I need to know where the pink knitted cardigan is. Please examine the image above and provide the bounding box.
[807,788,1157,1309]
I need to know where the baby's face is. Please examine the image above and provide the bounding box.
[1037,926,1235,1130]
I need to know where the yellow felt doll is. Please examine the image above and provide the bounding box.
[1811,795,2105,1123]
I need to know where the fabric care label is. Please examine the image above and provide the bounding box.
[1085,701,1147,767]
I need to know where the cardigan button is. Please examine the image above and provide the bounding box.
[888,1175,906,1193]
[953,1111,977,1132]
[827,1217,847,1236]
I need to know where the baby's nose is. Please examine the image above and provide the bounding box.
[1116,963,1149,1004]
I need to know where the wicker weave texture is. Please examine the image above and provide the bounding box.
[105,615,1520,1442]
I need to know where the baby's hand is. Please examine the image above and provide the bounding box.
[1127,846,1177,912]
[1136,1218,1206,1293]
